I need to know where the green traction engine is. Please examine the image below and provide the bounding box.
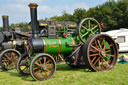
[16,3,118,81]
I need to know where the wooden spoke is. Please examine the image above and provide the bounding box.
[104,44,112,50]
[102,58,103,69]
[45,60,50,65]
[81,32,88,38]
[43,57,46,64]
[47,69,51,72]
[99,59,101,69]
[92,25,98,31]
[81,25,88,31]
[44,71,48,77]
[101,38,105,46]
[97,40,102,49]
[91,56,97,63]
[89,49,97,52]
[35,62,40,66]
[106,54,114,57]
[40,72,43,78]
[89,53,99,57]
[103,42,106,49]
[39,58,42,64]
[105,50,111,53]
[35,70,41,75]
[47,65,53,68]
[93,57,100,66]
[105,56,111,63]
[102,58,108,65]
[88,20,91,29]
[91,45,99,51]
[34,67,40,70]
[94,40,98,48]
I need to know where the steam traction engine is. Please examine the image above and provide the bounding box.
[16,3,118,81]
[0,16,30,70]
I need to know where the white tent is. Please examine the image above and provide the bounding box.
[102,28,128,52]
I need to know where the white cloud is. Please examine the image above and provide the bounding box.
[0,2,88,26]
[38,2,88,18]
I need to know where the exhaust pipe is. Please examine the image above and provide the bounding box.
[28,3,39,38]
[2,15,9,31]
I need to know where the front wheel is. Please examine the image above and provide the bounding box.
[0,49,21,71]
[16,53,30,76]
[30,53,56,81]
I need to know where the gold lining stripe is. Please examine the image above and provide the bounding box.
[70,37,75,51]
[42,38,47,53]
[58,38,62,54]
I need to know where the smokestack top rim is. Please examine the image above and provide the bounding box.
[28,3,38,8]
[2,15,8,18]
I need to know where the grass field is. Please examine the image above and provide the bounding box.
[0,53,128,85]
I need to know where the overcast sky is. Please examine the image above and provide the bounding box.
[0,0,111,26]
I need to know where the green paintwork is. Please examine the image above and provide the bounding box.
[43,37,74,54]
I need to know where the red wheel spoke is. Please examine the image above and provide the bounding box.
[105,56,111,63]
[40,72,43,78]
[99,59,101,69]
[93,57,100,66]
[102,58,104,69]
[90,50,97,52]
[101,38,105,46]
[106,54,114,57]
[89,53,99,57]
[91,45,99,51]
[39,58,42,64]
[45,60,50,65]
[105,50,111,53]
[91,56,97,63]
[34,67,40,70]
[43,57,46,64]
[35,62,40,66]
[47,65,53,68]
[47,69,51,72]
[35,70,41,75]
[97,40,102,49]
[94,40,98,48]
[102,58,108,65]
[44,71,48,77]
[103,42,106,49]
[104,44,112,50]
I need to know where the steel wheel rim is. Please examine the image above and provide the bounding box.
[1,51,19,70]
[31,55,56,81]
[87,34,118,71]
[78,18,101,43]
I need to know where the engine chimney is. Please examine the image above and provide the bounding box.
[28,3,39,38]
[2,15,9,31]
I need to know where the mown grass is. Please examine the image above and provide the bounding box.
[0,54,128,85]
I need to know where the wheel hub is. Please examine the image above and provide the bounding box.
[9,59,13,64]
[99,50,106,58]
[41,64,47,70]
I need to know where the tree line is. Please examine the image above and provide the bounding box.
[51,0,128,31]
[0,0,128,32]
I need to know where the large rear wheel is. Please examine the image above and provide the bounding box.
[83,34,118,71]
